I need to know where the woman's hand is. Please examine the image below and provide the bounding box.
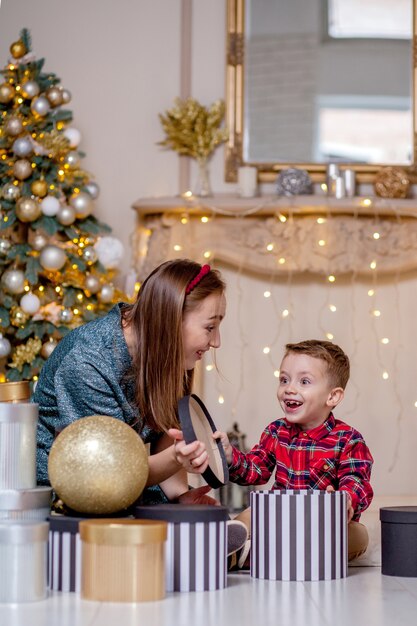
[168,428,209,475]
[177,485,219,506]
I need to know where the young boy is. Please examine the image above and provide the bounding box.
[215,339,374,568]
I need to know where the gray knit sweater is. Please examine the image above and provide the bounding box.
[33,304,167,504]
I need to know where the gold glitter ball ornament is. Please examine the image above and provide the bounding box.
[374,166,410,199]
[48,415,149,514]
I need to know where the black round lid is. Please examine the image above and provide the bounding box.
[380,506,417,524]
[134,504,229,523]
[178,394,229,489]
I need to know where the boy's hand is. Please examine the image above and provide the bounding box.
[325,485,354,523]
[168,428,209,474]
[212,430,233,464]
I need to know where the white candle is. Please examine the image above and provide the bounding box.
[238,166,258,198]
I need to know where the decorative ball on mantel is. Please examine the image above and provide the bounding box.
[48,415,149,514]
[276,167,313,196]
[374,166,410,199]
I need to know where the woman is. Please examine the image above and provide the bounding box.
[34,259,226,504]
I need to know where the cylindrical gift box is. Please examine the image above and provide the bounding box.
[0,381,30,403]
[0,402,38,489]
[0,487,51,520]
[80,519,167,602]
[380,506,417,577]
[134,504,228,592]
[48,515,84,593]
[251,490,347,581]
[0,521,49,603]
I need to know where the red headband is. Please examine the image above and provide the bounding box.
[185,264,211,295]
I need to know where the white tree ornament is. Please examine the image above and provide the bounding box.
[94,237,124,269]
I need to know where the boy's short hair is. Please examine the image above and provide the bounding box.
[284,339,350,389]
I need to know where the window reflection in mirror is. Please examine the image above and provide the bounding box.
[328,0,410,39]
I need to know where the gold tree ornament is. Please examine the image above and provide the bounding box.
[31,179,48,197]
[0,83,15,104]
[33,129,70,159]
[158,98,228,196]
[10,40,27,59]
[9,337,42,371]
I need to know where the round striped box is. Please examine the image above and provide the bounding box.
[251,490,348,581]
[134,504,228,592]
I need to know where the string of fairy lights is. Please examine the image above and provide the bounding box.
[136,190,417,473]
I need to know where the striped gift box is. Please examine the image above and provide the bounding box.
[48,515,83,593]
[134,504,228,592]
[251,490,347,581]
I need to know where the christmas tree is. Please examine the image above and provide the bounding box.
[0,29,125,383]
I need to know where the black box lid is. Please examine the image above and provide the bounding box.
[134,503,228,523]
[380,506,417,524]
[178,394,229,490]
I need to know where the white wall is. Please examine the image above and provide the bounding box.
[0,0,230,278]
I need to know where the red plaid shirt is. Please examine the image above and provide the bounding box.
[229,414,373,520]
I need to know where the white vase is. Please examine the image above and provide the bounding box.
[194,157,212,197]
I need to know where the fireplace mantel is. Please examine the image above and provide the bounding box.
[131,194,417,279]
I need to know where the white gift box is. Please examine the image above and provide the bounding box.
[0,521,49,603]
[0,486,51,521]
[0,402,38,489]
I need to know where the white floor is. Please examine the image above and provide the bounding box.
[1,567,417,626]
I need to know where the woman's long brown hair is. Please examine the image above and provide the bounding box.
[122,259,225,433]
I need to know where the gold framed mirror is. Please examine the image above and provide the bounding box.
[225,0,417,184]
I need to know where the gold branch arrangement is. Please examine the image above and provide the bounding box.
[158,97,228,196]
[158,97,228,160]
